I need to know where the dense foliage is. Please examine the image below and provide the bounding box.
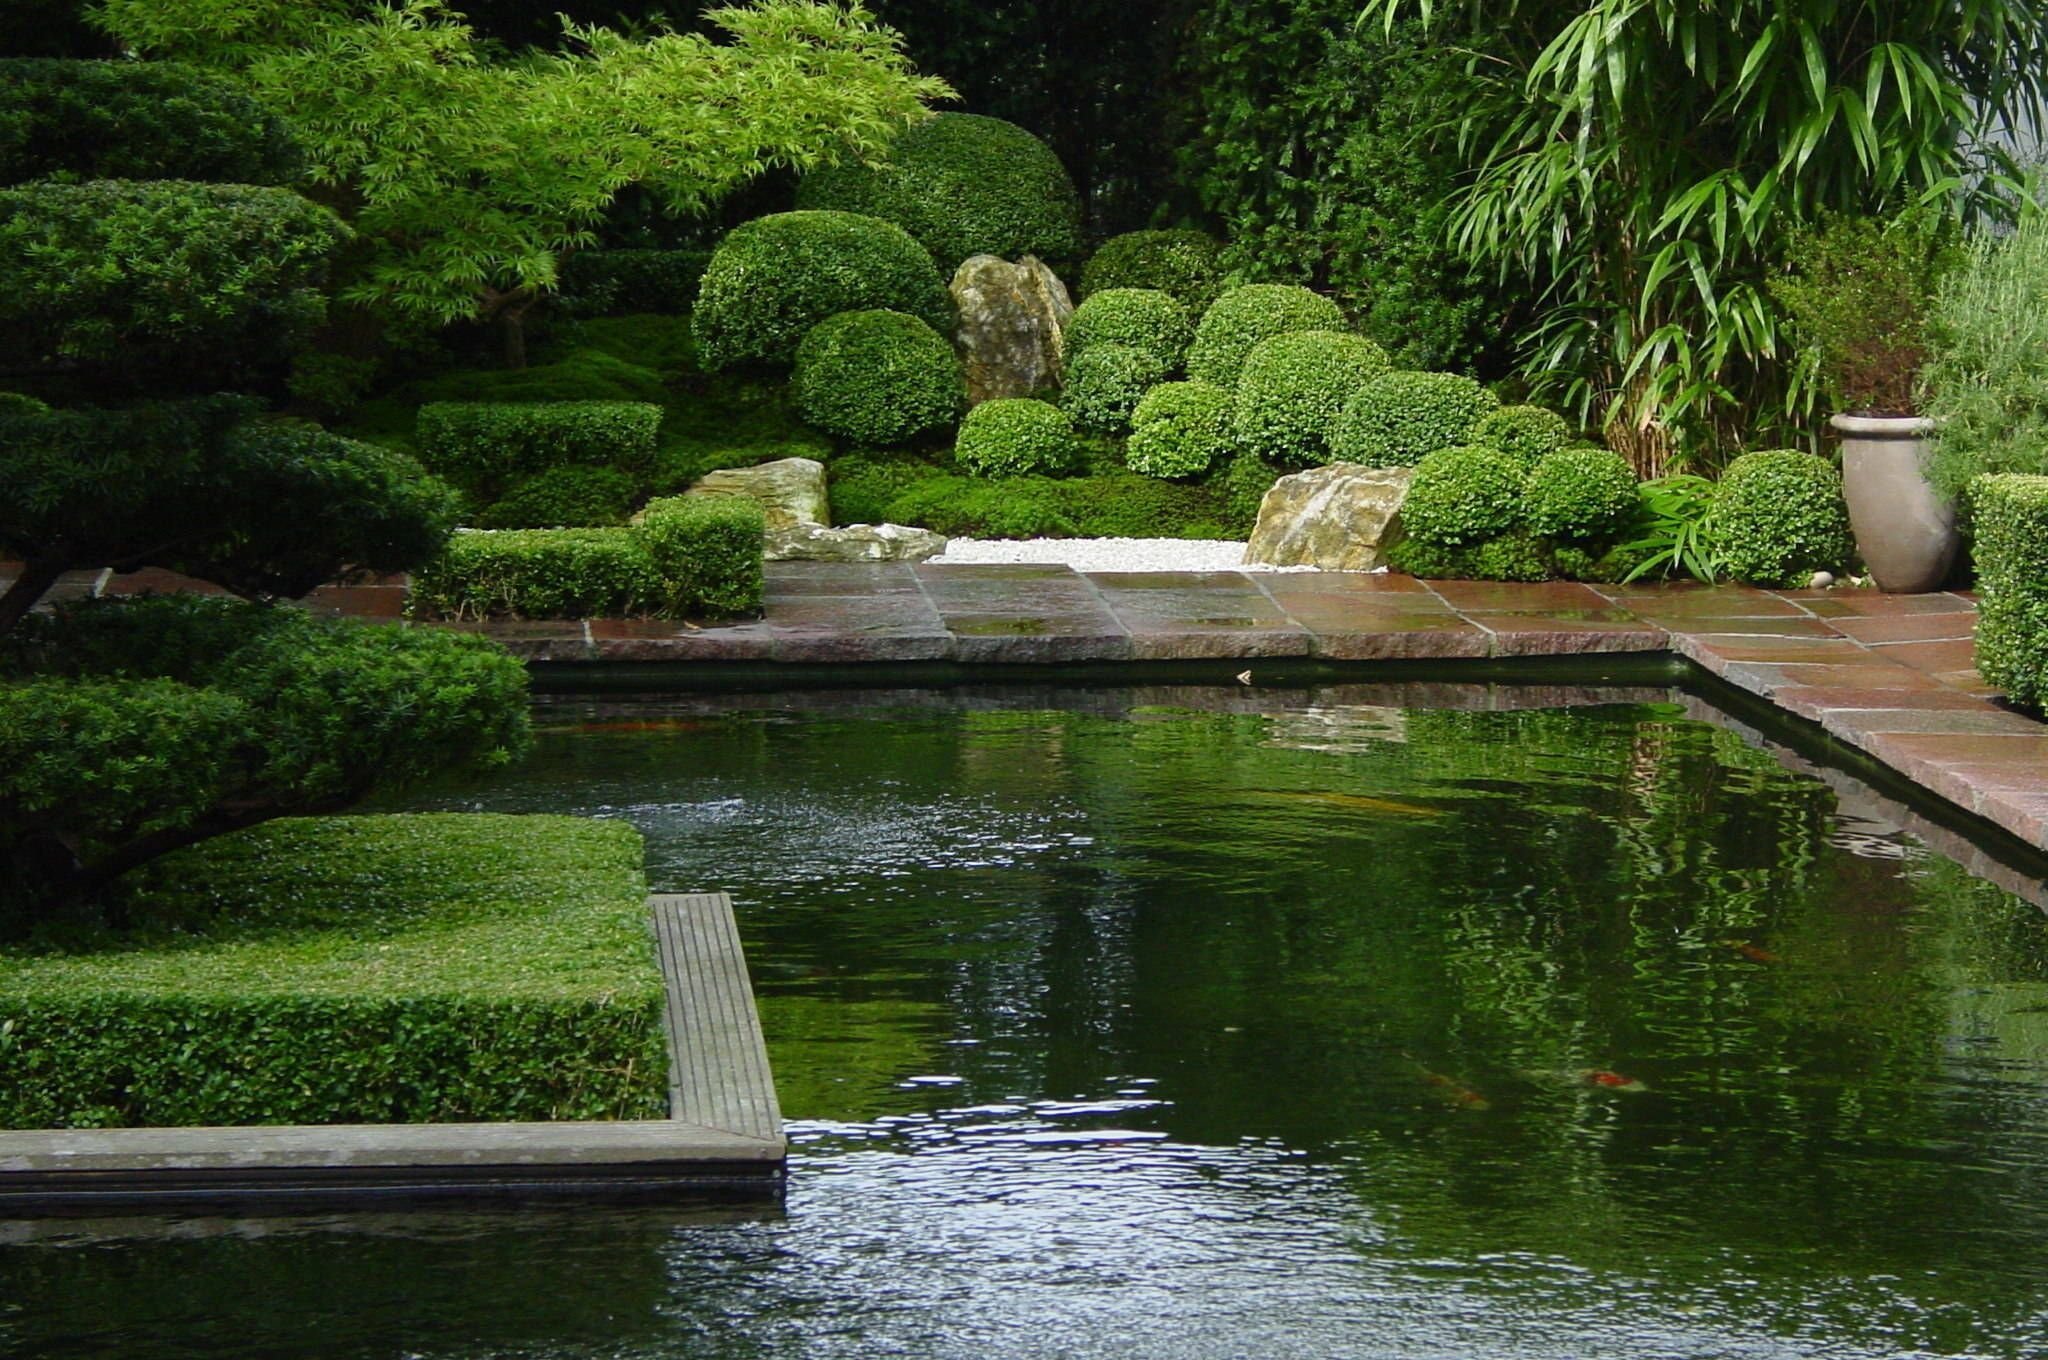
[475,465,640,528]
[0,58,298,185]
[557,248,710,319]
[1061,344,1168,435]
[1472,404,1572,468]
[1523,448,1639,541]
[1924,213,2048,506]
[1185,284,1346,388]
[416,400,662,506]
[1710,451,1854,587]
[1332,371,1497,467]
[955,398,1081,477]
[1127,381,1236,479]
[791,308,966,444]
[1399,446,1528,546]
[1232,330,1390,466]
[1064,288,1193,373]
[1078,230,1226,314]
[1971,474,2048,709]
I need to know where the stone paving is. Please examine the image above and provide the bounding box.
[9,561,2041,852]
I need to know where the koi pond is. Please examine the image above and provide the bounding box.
[6,683,2048,1359]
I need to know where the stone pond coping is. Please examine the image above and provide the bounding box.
[7,560,2041,852]
[0,893,784,1215]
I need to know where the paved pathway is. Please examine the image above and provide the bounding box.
[12,561,2043,851]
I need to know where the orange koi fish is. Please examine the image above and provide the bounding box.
[1580,1069,1649,1093]
[1721,939,1782,964]
[1415,1065,1491,1111]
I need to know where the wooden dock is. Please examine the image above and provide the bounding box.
[0,893,785,1215]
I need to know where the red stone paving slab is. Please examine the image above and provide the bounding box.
[1462,614,1669,657]
[1791,591,1977,617]
[1808,706,2046,737]
[303,585,406,619]
[1082,571,1313,660]
[1424,579,1616,613]
[1770,685,1998,717]
[99,567,231,597]
[1868,638,1981,674]
[1862,731,2048,768]
[1824,612,1976,645]
[1673,634,1873,664]
[763,562,925,597]
[1251,571,1435,598]
[1715,660,1958,694]
[1305,624,1494,662]
[1592,584,1809,617]
[1630,614,1844,638]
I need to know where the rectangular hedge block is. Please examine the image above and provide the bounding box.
[0,814,667,1130]
[1973,473,2048,709]
[415,400,662,502]
[638,495,765,619]
[410,527,663,621]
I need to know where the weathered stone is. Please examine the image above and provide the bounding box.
[1244,463,1415,571]
[686,458,828,530]
[766,522,948,563]
[949,254,1073,404]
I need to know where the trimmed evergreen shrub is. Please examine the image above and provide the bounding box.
[636,495,766,619]
[416,401,662,505]
[795,112,1083,268]
[411,529,664,620]
[1400,445,1527,545]
[1332,371,1500,466]
[0,58,298,186]
[1079,229,1227,315]
[1232,330,1391,466]
[475,466,638,529]
[557,248,709,318]
[1710,450,1854,587]
[692,211,952,370]
[955,399,1081,477]
[1474,404,1573,467]
[1186,284,1347,388]
[1064,288,1193,372]
[1127,381,1237,479]
[886,475,1079,538]
[1222,449,1285,532]
[879,471,1237,539]
[1386,531,1554,582]
[791,309,966,445]
[1522,447,1639,540]
[1972,473,2048,708]
[827,456,938,525]
[1061,343,1168,435]
[1054,471,1238,539]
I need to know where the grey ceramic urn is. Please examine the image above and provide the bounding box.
[1830,413,1959,593]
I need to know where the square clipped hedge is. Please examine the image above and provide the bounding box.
[1972,473,2048,709]
[0,814,666,1129]
[415,400,662,502]
[637,494,765,618]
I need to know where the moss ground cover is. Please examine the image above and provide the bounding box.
[0,813,666,1129]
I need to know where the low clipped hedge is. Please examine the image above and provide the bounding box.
[0,58,299,187]
[884,470,1240,540]
[1064,288,1192,372]
[1128,381,1236,479]
[1232,330,1391,466]
[1400,445,1527,546]
[1523,447,1639,540]
[1079,229,1226,315]
[1333,371,1500,467]
[795,113,1083,269]
[692,211,952,370]
[1061,344,1167,435]
[416,401,662,505]
[955,398,1080,477]
[0,814,665,1129]
[637,495,766,619]
[1969,474,2048,708]
[1386,531,1555,583]
[1186,284,1347,389]
[1711,450,1854,587]
[557,248,709,318]
[1474,404,1573,467]
[475,466,638,529]
[791,308,965,445]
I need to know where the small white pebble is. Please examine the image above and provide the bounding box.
[1808,570,1835,589]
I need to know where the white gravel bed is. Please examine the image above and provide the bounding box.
[927,537,1329,573]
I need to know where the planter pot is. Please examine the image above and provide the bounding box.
[1830,413,1959,594]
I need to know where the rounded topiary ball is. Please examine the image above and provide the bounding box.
[1079,229,1226,315]
[1127,380,1236,479]
[1232,330,1391,467]
[795,113,1083,270]
[1061,343,1167,435]
[1474,403,1572,468]
[1522,447,1639,540]
[693,211,952,370]
[1712,450,1854,587]
[792,309,966,445]
[1400,445,1527,546]
[1186,284,1347,389]
[955,397,1080,477]
[1064,288,1192,372]
[1332,371,1500,467]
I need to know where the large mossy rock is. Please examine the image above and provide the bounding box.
[766,522,947,562]
[949,254,1073,405]
[1244,463,1415,571]
[685,457,828,530]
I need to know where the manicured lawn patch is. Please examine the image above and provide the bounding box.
[0,813,666,1129]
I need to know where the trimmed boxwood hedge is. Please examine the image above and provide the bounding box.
[1079,229,1226,315]
[1332,371,1499,467]
[1711,449,1854,587]
[1127,381,1236,479]
[1061,343,1168,435]
[1232,330,1391,467]
[692,210,952,370]
[795,113,1083,269]
[0,814,666,1129]
[1522,447,1639,540]
[1186,284,1347,389]
[1474,403,1573,467]
[475,465,638,529]
[955,398,1081,477]
[415,401,662,505]
[1064,288,1193,372]
[791,308,965,445]
[1400,445,1528,545]
[1969,474,2048,708]
[882,470,1238,540]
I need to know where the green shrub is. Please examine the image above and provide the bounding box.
[795,112,1083,269]
[692,211,952,370]
[1127,381,1237,479]
[790,309,965,445]
[408,349,670,407]
[1400,445,1527,546]
[411,529,664,620]
[1232,330,1392,466]
[1222,449,1285,532]
[0,58,299,186]
[1064,288,1193,372]
[1473,404,1572,467]
[827,455,938,524]
[0,814,666,1128]
[955,399,1081,477]
[1386,531,1554,582]
[475,466,638,529]
[1186,284,1348,388]
[0,180,348,380]
[1522,447,1639,540]
[635,495,766,619]
[1061,344,1168,436]
[884,475,1078,538]
[1925,214,2048,504]
[415,401,662,504]
[1710,450,1854,587]
[1332,371,1500,467]
[1079,230,1226,315]
[1053,472,1237,539]
[549,314,697,374]
[1614,473,1724,583]
[557,248,709,318]
[1972,473,2048,709]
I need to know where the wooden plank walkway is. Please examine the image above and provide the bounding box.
[653,892,783,1141]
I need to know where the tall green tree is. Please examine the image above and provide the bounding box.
[1360,0,2048,468]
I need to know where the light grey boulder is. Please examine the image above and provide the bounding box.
[766,522,948,563]
[950,254,1073,404]
[1244,463,1415,572]
[686,457,828,530]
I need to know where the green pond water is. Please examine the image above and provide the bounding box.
[7,685,2048,1359]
